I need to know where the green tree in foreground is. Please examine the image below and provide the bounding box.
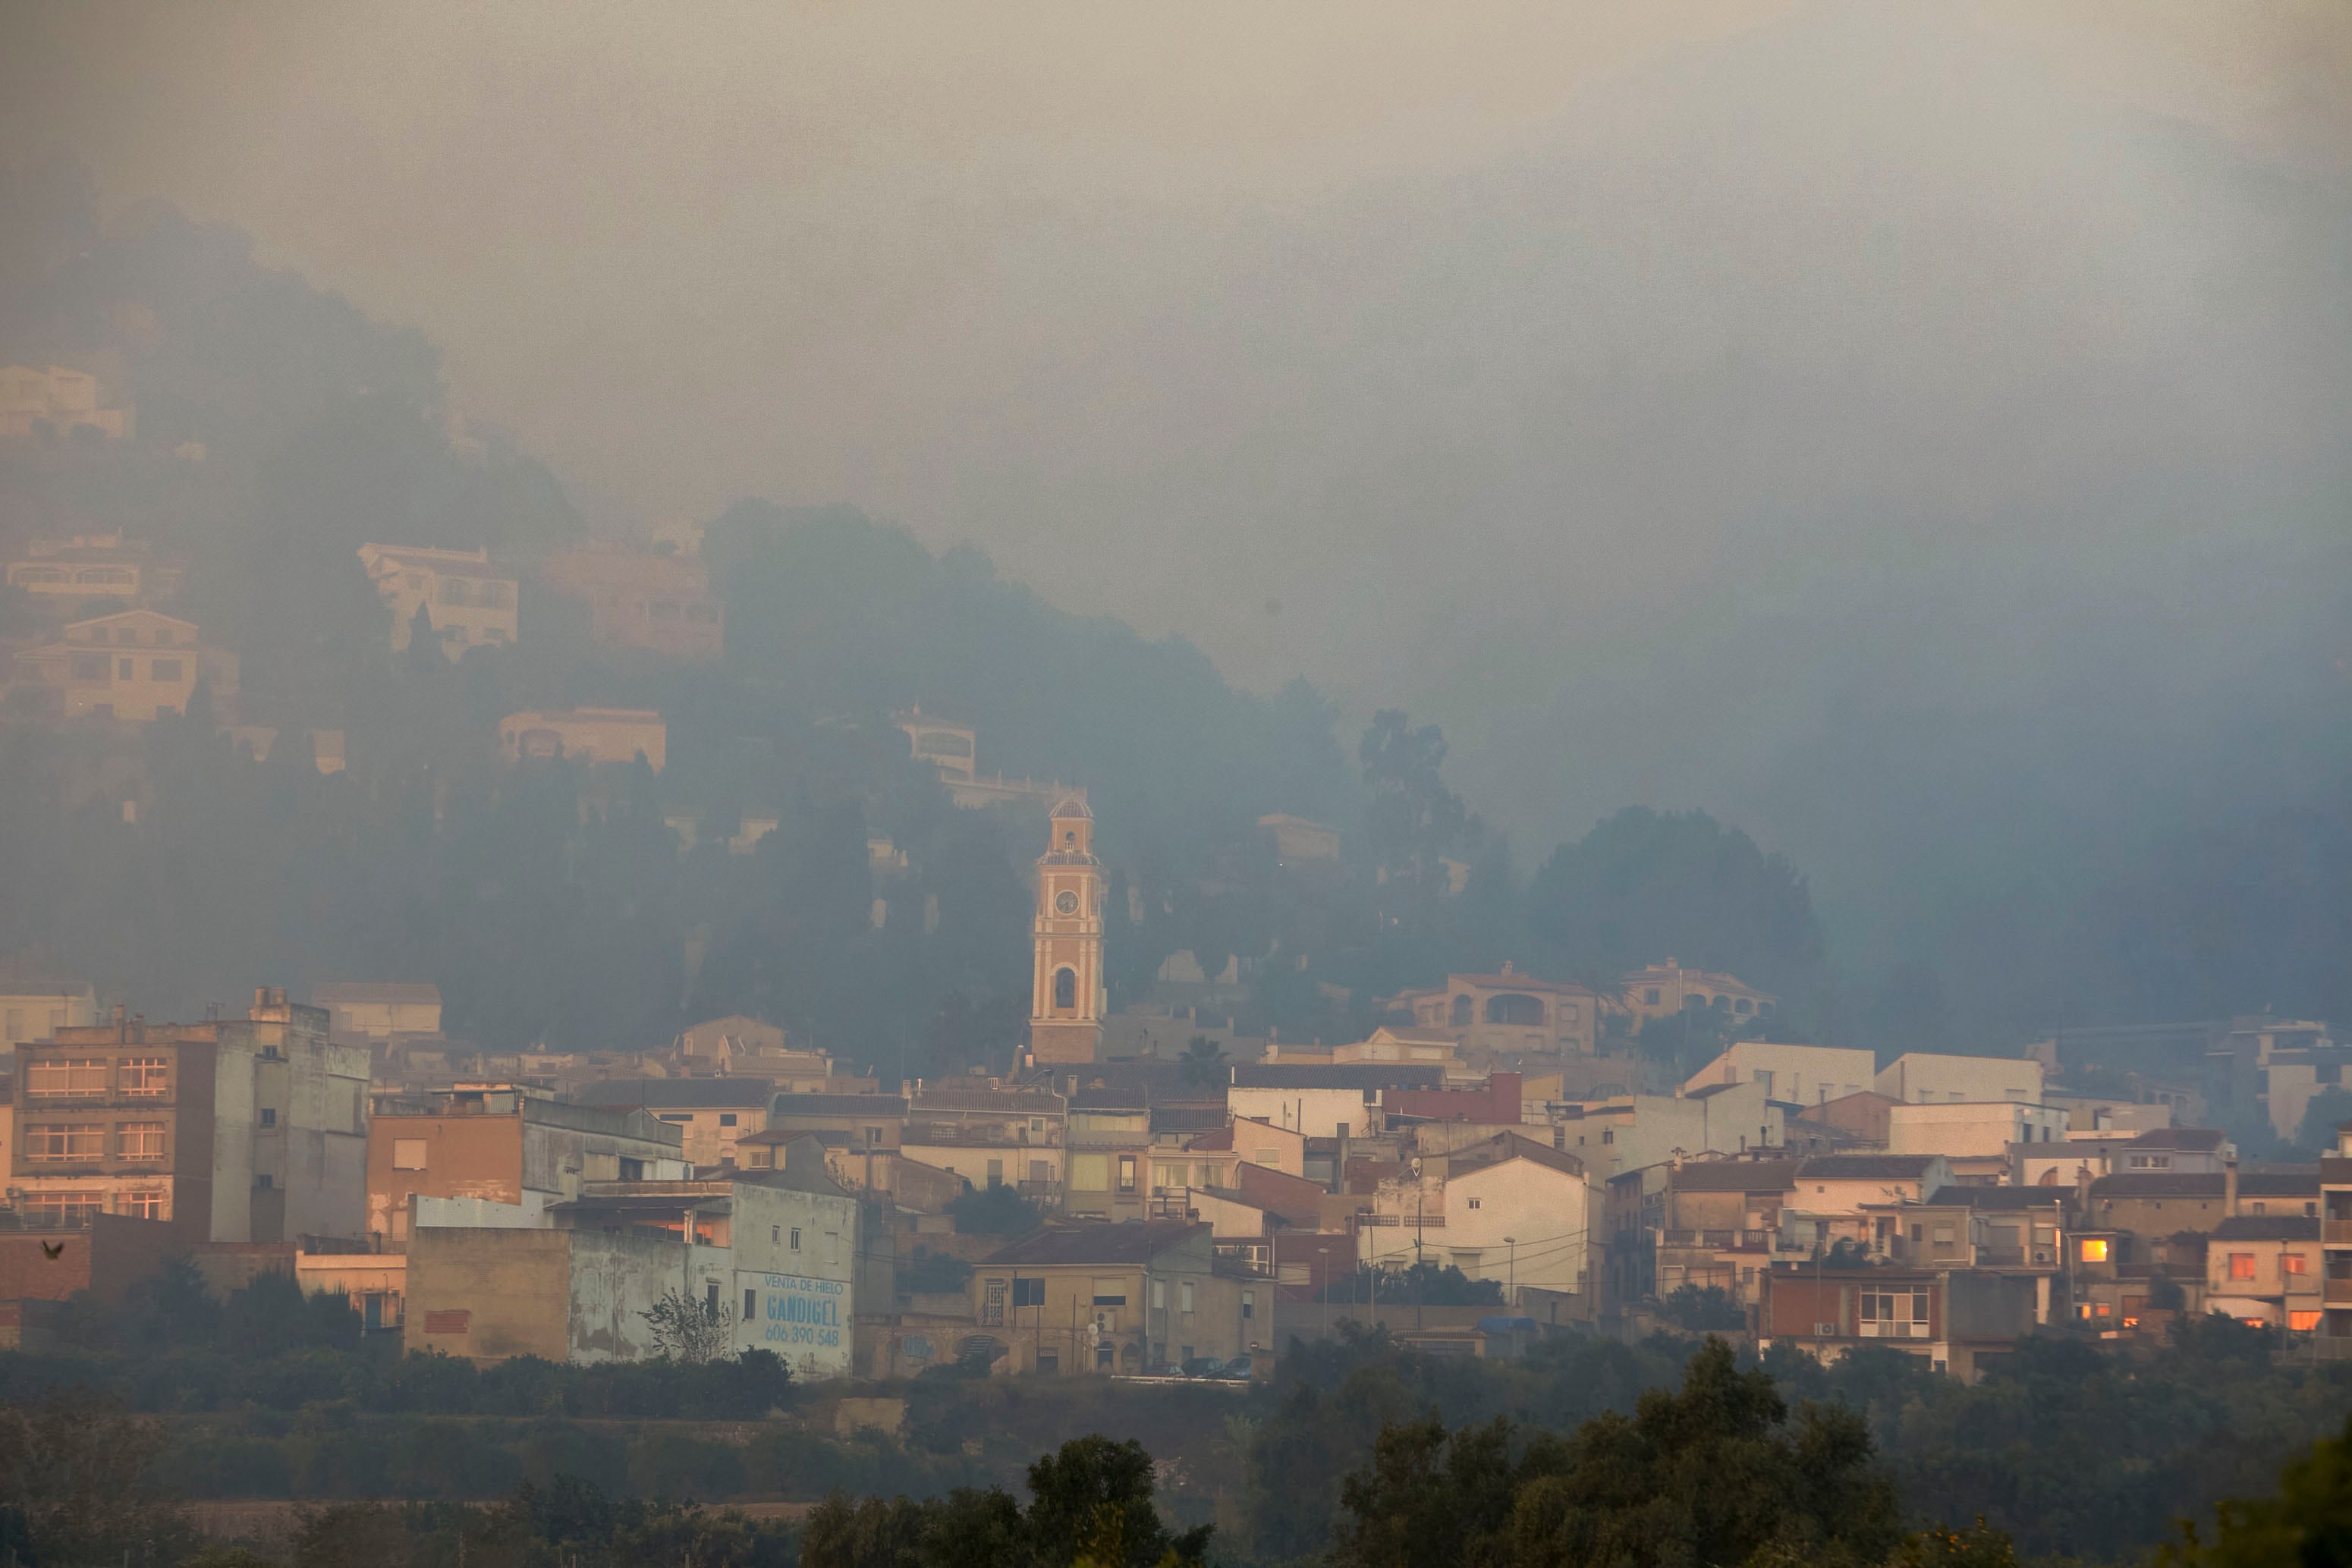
[1329,1337,1901,1568]
[2162,1412,2352,1566]
[800,1434,1209,1568]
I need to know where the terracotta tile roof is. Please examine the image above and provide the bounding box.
[2212,1214,2319,1242]
[2089,1173,2226,1199]
[982,1221,1201,1267]
[1798,1155,1943,1180]
[1670,1158,1803,1192]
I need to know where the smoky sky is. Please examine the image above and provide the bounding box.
[5,0,2348,967]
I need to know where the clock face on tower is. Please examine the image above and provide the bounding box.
[1055,890,1079,915]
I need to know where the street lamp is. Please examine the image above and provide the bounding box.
[1505,1236,1517,1309]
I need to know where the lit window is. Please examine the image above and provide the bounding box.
[2079,1238,2110,1263]
[118,1122,168,1161]
[2284,1254,2310,1275]
[120,1190,167,1221]
[120,1058,170,1096]
[27,1059,106,1098]
[21,1192,104,1227]
[24,1124,104,1161]
[2291,1310,2322,1332]
[2228,1253,2257,1280]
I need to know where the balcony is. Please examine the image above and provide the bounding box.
[1858,1321,1932,1340]
[2324,1279,2352,1305]
[2323,1221,2352,1246]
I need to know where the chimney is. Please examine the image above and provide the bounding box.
[2225,1155,2239,1215]
[253,986,269,1011]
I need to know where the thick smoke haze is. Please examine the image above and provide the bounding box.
[2,0,2346,988]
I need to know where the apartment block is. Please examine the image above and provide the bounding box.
[8,988,368,1243]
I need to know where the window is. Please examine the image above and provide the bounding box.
[706,1281,721,1320]
[1030,1117,1046,1133]
[618,1158,644,1180]
[150,658,181,681]
[259,1108,277,1128]
[120,1058,168,1096]
[255,1174,274,1190]
[70,653,108,680]
[2229,1253,2257,1280]
[2079,1238,2110,1263]
[1241,1290,1254,1320]
[1931,1224,1954,1244]
[1012,1277,1046,1308]
[121,1190,167,1220]
[439,580,472,605]
[864,1126,883,1148]
[2285,1253,2310,1275]
[1467,1198,1482,1210]
[1151,1280,1166,1310]
[1036,1350,1059,1373]
[745,1288,757,1320]
[22,1192,104,1227]
[25,1124,104,1161]
[2291,1310,2323,1333]
[791,1228,801,1251]
[118,657,134,679]
[118,1122,167,1161]
[1644,988,1661,1005]
[825,1232,839,1264]
[987,1158,1005,1186]
[27,1059,105,1098]
[1092,1277,1127,1307]
[1253,1149,1279,1167]
[1053,968,1077,1010]
[718,1113,737,1127]
[772,1226,780,1244]
[1118,1155,1137,1193]
[392,1139,429,1171]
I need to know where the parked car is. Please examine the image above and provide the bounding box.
[1209,1354,1256,1381]
[1178,1356,1224,1378]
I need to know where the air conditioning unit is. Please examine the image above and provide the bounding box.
[1814,1321,1837,1336]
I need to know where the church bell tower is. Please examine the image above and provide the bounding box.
[1029,794,1103,1064]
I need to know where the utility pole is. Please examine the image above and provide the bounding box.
[1319,1246,1332,1340]
[1414,1189,1426,1330]
[1506,1236,1517,1309]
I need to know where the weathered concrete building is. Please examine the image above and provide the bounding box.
[365,1082,685,1248]
[971,1221,1252,1375]
[404,1148,863,1377]
[9,988,367,1243]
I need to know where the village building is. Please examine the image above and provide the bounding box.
[497,706,667,770]
[1390,963,1599,1057]
[8,607,238,722]
[970,1221,1253,1375]
[364,1081,685,1247]
[357,542,519,656]
[9,988,368,1244]
[1620,960,1778,1027]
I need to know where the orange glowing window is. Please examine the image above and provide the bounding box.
[2079,1238,2110,1263]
